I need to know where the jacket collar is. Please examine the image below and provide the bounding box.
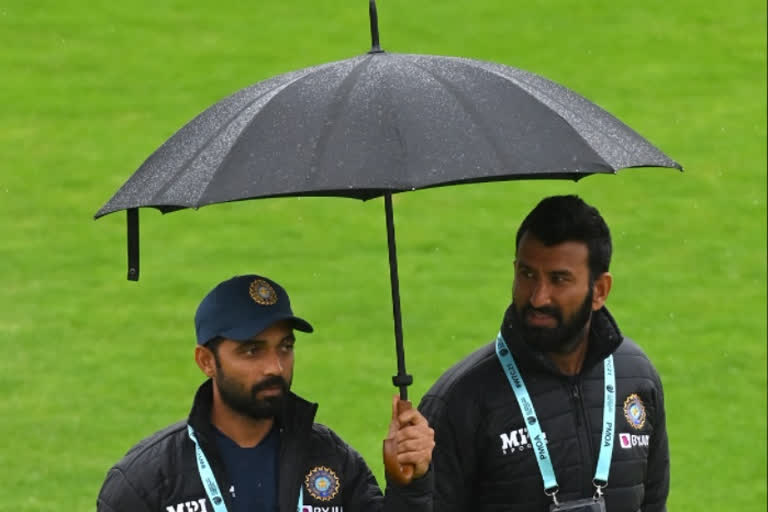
[186,379,319,511]
[187,379,318,444]
[499,304,623,376]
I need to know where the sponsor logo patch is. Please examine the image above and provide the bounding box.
[619,433,631,448]
[165,499,208,512]
[623,393,646,430]
[619,432,650,449]
[499,427,548,455]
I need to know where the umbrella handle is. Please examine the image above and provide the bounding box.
[382,399,416,485]
[127,208,140,281]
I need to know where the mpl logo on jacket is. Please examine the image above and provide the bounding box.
[165,499,209,512]
[499,427,548,455]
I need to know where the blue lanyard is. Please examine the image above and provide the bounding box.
[494,333,616,498]
[187,425,304,512]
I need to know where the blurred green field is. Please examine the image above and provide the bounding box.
[0,0,765,510]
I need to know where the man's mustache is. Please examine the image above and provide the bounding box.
[522,303,563,323]
[251,376,288,395]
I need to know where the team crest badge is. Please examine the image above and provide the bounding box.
[249,279,278,305]
[305,466,340,501]
[623,393,646,430]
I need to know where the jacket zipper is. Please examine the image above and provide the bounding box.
[569,379,596,498]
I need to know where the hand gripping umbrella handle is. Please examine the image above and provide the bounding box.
[382,399,415,485]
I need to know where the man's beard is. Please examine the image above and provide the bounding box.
[515,289,594,354]
[215,370,290,420]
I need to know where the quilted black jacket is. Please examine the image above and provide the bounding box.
[97,380,432,511]
[419,306,668,512]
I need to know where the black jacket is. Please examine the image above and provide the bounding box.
[419,307,669,512]
[98,380,432,511]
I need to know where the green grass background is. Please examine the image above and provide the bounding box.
[1,0,765,510]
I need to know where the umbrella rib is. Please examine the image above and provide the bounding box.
[308,55,375,179]
[149,82,302,203]
[152,63,342,205]
[382,74,409,189]
[150,95,270,203]
[461,60,639,168]
[402,59,514,171]
[193,58,371,205]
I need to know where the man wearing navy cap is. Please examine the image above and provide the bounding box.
[97,274,434,512]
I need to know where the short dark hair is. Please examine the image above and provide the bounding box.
[515,195,612,281]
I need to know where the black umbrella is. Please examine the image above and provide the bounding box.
[95,1,681,401]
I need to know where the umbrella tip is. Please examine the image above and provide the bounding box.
[368,0,384,54]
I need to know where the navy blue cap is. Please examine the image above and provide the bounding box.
[195,275,313,345]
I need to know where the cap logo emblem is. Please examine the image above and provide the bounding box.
[249,279,277,305]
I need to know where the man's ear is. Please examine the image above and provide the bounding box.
[591,272,613,311]
[195,345,216,378]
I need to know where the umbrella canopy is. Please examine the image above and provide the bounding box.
[95,53,679,217]
[95,1,681,404]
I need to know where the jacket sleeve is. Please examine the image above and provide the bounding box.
[329,429,432,512]
[383,471,433,512]
[642,367,670,512]
[97,467,152,512]
[418,394,474,512]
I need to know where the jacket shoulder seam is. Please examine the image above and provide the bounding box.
[115,421,187,471]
